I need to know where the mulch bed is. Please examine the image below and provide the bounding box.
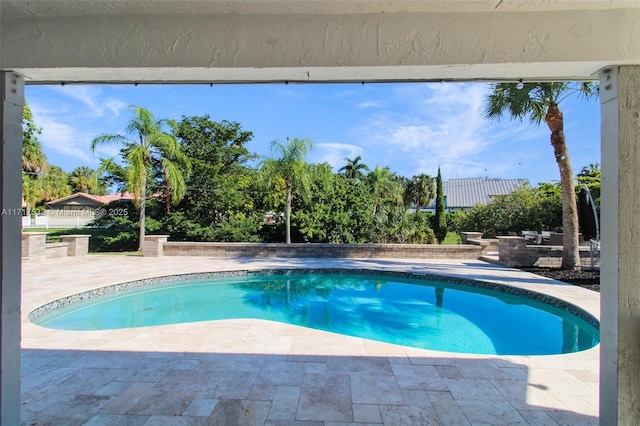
[519,267,600,292]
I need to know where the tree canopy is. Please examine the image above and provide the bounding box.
[25,101,599,254]
[22,103,71,215]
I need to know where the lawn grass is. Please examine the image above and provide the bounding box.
[23,228,77,243]
[24,227,99,242]
[442,231,462,245]
[89,251,143,256]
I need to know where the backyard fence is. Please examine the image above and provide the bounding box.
[22,214,96,229]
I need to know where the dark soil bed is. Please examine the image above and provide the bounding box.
[519,267,600,292]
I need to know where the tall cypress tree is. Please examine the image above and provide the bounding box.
[435,167,447,243]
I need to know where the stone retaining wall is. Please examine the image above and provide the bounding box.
[143,236,482,259]
[460,232,499,255]
[44,242,70,259]
[22,233,90,259]
[498,236,599,268]
[467,238,499,255]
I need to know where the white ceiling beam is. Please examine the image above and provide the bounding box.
[2,5,639,83]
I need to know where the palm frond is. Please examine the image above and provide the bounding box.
[96,157,125,178]
[124,146,150,203]
[90,134,128,152]
[126,106,161,143]
[483,82,559,125]
[149,132,190,174]
[575,81,599,102]
[161,158,188,205]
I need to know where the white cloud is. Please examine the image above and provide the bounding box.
[28,87,129,170]
[51,86,127,118]
[354,83,548,179]
[30,110,96,164]
[313,142,364,170]
[357,100,383,108]
[104,98,128,118]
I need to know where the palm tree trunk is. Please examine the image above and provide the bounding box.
[545,102,580,270]
[285,184,292,244]
[138,175,147,252]
[165,191,171,213]
[163,167,172,213]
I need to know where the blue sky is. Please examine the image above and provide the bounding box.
[25,82,600,186]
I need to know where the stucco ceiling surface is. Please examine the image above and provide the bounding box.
[2,0,638,18]
[2,0,639,83]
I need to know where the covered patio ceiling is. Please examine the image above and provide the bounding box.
[2,0,639,84]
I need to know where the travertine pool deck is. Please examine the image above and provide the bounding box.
[21,256,600,425]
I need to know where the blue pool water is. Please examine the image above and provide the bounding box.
[33,272,599,355]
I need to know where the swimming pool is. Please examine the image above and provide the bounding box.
[30,269,599,355]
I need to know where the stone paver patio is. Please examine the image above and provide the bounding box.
[21,256,600,425]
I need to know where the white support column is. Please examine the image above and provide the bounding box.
[599,65,640,426]
[0,72,24,425]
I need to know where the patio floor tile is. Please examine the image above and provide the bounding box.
[352,403,382,423]
[350,374,404,405]
[206,399,271,425]
[297,373,353,422]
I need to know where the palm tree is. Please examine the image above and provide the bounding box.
[22,172,42,217]
[366,165,402,215]
[261,137,313,244]
[91,106,190,251]
[339,155,369,180]
[40,165,71,202]
[69,167,92,193]
[405,173,435,210]
[69,166,106,194]
[484,82,597,269]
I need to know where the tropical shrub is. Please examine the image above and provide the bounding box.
[370,207,436,244]
[89,200,144,251]
[459,185,562,238]
[292,168,375,243]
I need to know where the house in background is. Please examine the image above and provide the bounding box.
[423,178,530,213]
[22,192,134,229]
[45,192,134,215]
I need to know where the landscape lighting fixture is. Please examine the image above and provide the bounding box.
[516,79,525,89]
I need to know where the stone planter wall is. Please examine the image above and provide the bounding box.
[460,232,498,255]
[22,233,89,259]
[144,238,483,260]
[498,236,599,267]
[460,232,483,243]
